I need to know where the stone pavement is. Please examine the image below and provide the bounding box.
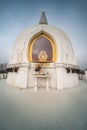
[0,80,87,130]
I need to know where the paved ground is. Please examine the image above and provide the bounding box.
[0,80,87,130]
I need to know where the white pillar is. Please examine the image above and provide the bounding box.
[85,71,87,81]
[56,67,64,90]
[46,77,49,91]
[34,77,38,91]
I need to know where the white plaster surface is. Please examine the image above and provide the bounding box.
[7,68,29,88]
[0,80,87,130]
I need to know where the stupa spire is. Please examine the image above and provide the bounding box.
[39,11,48,25]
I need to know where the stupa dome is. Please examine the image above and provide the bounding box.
[7,11,79,90]
[9,17,77,67]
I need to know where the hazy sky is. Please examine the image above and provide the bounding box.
[0,0,87,69]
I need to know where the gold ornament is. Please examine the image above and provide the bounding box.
[38,51,48,62]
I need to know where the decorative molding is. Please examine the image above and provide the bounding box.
[7,62,79,69]
[54,63,79,69]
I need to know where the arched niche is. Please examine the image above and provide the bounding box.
[28,32,57,63]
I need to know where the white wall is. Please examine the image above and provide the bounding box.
[7,67,28,88]
[56,68,79,90]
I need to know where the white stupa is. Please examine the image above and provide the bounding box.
[7,11,79,90]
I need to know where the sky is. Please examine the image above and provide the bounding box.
[0,0,87,69]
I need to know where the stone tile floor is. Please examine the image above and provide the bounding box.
[0,80,87,130]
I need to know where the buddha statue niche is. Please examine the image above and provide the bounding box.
[38,51,48,62]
